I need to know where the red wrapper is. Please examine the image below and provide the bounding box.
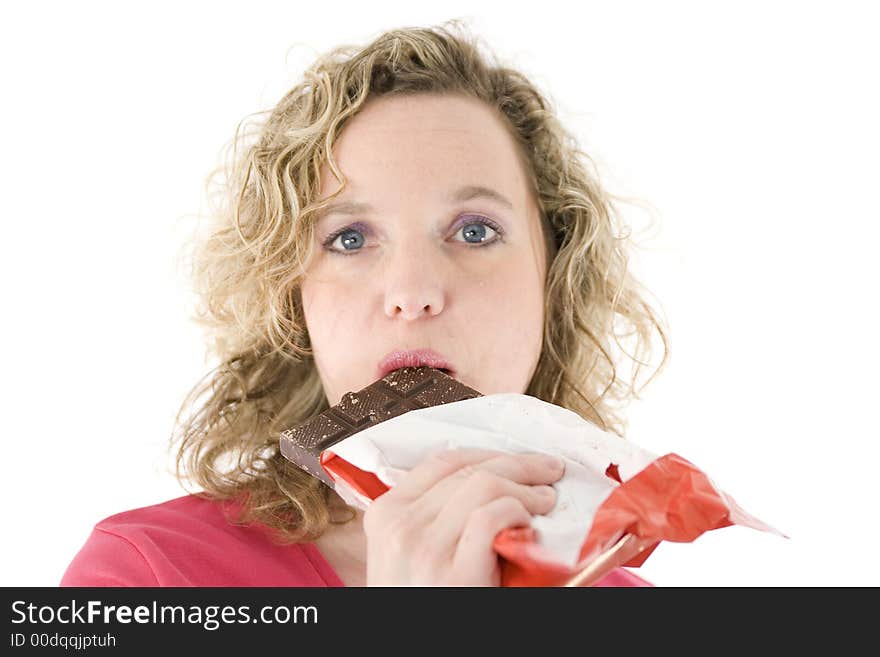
[323,451,784,587]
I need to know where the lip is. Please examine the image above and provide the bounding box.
[376,349,455,379]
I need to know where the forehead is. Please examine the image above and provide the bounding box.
[318,94,530,201]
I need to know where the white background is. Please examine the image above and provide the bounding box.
[2,0,878,586]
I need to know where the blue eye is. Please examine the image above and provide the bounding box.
[322,221,370,255]
[329,228,365,252]
[455,217,501,244]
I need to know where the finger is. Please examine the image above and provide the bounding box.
[416,465,558,525]
[391,449,564,502]
[364,449,510,536]
[412,452,563,519]
[425,473,557,553]
[388,448,507,500]
[450,496,533,585]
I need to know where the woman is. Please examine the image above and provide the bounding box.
[61,20,668,587]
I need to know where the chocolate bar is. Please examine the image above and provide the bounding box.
[280,366,482,486]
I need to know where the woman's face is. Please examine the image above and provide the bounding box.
[300,93,548,406]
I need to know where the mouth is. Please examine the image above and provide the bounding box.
[376,349,456,380]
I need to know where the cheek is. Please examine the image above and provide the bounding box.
[459,261,545,348]
[479,256,543,310]
[301,279,373,403]
[301,279,363,348]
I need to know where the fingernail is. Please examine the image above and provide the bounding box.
[537,485,557,499]
[543,455,565,471]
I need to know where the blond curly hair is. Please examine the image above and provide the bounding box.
[171,19,670,542]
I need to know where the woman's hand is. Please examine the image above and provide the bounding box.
[363,448,565,586]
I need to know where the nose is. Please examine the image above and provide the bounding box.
[382,245,446,320]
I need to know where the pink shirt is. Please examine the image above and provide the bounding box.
[60,494,652,587]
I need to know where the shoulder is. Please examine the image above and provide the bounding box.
[90,493,240,536]
[60,493,343,587]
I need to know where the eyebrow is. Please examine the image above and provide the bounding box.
[315,185,515,220]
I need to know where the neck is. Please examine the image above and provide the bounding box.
[315,506,367,586]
